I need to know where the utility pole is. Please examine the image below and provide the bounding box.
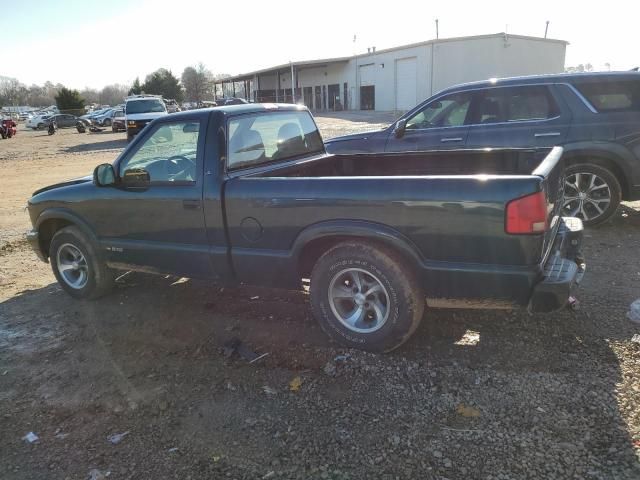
[435,19,439,39]
[544,20,550,38]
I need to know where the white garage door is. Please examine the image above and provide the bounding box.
[359,64,375,86]
[395,57,417,110]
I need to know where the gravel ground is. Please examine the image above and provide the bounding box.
[0,115,639,479]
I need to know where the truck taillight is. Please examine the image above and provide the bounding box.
[505,191,548,234]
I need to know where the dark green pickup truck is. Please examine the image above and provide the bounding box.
[26,104,585,352]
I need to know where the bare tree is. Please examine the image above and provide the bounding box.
[181,63,214,103]
[99,84,130,106]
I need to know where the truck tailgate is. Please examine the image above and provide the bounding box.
[532,147,566,262]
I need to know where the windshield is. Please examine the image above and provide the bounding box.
[227,110,324,170]
[126,99,166,114]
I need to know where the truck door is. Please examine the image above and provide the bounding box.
[465,85,571,148]
[385,91,473,152]
[94,119,218,279]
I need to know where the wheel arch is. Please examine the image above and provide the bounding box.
[293,220,424,279]
[35,209,99,259]
[561,144,632,199]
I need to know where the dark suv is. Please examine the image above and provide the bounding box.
[325,72,640,225]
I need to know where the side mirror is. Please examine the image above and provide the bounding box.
[121,168,150,189]
[393,119,407,139]
[93,163,116,187]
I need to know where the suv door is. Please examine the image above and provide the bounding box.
[385,91,473,151]
[93,119,215,278]
[465,85,571,148]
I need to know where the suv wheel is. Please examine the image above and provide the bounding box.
[310,242,425,352]
[104,118,112,127]
[50,226,114,299]
[563,163,621,226]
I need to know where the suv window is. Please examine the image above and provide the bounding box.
[406,92,472,130]
[575,80,640,112]
[227,111,324,170]
[126,99,166,114]
[472,86,559,124]
[119,121,200,184]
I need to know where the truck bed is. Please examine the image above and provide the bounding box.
[259,148,551,178]
[224,147,565,304]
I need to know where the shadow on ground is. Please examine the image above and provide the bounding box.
[64,136,126,153]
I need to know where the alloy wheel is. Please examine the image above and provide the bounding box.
[563,172,611,222]
[328,268,390,333]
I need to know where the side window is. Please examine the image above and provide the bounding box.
[575,81,640,112]
[473,86,558,125]
[405,92,472,130]
[118,121,200,184]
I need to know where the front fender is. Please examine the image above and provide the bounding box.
[34,208,100,258]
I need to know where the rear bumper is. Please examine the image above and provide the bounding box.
[26,229,47,262]
[529,217,585,313]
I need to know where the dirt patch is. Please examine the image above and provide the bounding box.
[1,118,639,479]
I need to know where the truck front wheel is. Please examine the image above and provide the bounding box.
[310,242,425,352]
[50,226,114,299]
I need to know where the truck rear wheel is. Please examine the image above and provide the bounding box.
[563,163,621,226]
[50,226,114,300]
[310,242,425,352]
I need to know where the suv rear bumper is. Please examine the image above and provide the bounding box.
[529,217,585,313]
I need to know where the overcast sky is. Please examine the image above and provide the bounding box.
[3,0,637,89]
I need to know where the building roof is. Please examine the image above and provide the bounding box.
[215,33,569,83]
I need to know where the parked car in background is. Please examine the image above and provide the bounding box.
[91,109,116,126]
[124,95,168,142]
[214,97,248,106]
[26,114,53,130]
[111,108,126,132]
[325,71,640,225]
[164,99,180,113]
[26,104,584,352]
[47,114,80,128]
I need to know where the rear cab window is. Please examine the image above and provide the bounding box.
[574,80,640,112]
[227,110,324,170]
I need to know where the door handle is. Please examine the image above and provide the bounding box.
[182,199,201,210]
[534,132,561,137]
[440,137,463,142]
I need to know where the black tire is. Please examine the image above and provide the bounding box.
[37,123,44,130]
[104,118,112,127]
[563,163,621,226]
[111,125,116,133]
[127,132,134,143]
[310,242,425,352]
[49,226,114,300]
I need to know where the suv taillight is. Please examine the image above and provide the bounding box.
[505,191,548,234]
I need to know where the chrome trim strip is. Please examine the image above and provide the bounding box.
[564,83,598,113]
[534,132,562,137]
[440,137,463,142]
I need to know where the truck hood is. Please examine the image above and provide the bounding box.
[32,175,92,196]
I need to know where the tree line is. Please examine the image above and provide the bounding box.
[0,64,231,109]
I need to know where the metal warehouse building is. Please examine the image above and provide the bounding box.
[214,33,567,112]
